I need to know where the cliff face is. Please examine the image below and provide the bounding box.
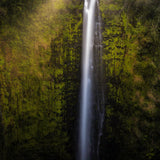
[0,1,82,160]
[100,0,160,160]
[0,0,160,160]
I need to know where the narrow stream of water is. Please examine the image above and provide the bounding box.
[78,0,104,160]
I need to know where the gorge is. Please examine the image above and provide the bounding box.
[0,0,160,160]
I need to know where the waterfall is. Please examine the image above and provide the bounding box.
[78,0,105,160]
[94,1,105,159]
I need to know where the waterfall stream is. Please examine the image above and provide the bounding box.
[78,0,105,160]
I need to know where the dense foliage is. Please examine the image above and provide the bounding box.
[0,0,82,159]
[100,0,160,160]
[0,0,160,160]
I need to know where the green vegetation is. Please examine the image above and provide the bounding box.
[0,0,82,159]
[100,0,160,159]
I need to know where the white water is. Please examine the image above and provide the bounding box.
[79,0,96,160]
